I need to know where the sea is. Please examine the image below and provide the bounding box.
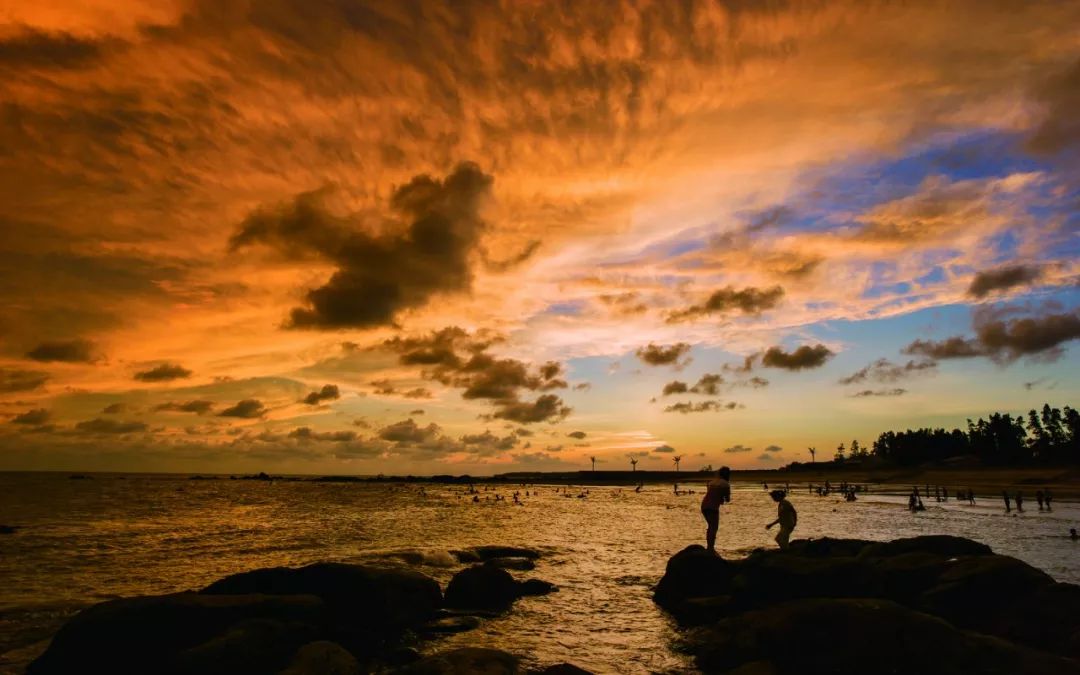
[1,472,1078,674]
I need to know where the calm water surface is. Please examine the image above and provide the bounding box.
[1,473,1078,674]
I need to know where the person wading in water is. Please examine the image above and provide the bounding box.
[701,466,732,553]
[766,489,798,549]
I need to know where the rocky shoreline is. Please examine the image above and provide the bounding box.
[26,545,573,675]
[23,536,1080,674]
[656,535,1080,673]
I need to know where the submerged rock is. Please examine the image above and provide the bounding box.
[456,546,541,563]
[486,557,536,571]
[420,616,482,634]
[444,564,557,611]
[397,647,521,674]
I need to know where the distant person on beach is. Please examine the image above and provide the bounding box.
[1003,490,1011,512]
[968,489,975,505]
[766,490,797,549]
[1037,490,1045,511]
[1045,490,1053,511]
[1016,491,1024,512]
[1071,528,1078,541]
[700,466,732,552]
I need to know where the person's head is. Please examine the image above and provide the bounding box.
[770,489,786,502]
[718,466,731,480]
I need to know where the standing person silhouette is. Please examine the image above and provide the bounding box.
[766,490,797,549]
[700,466,732,553]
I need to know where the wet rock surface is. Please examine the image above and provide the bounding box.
[656,535,1080,673]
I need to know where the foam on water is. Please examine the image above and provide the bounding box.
[1,473,1078,673]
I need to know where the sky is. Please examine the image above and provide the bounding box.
[1,0,1079,475]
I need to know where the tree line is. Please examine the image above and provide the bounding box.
[867,404,1080,467]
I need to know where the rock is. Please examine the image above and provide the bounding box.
[175,618,317,675]
[784,537,872,558]
[486,557,536,571]
[28,592,325,675]
[279,640,360,675]
[858,535,993,559]
[420,616,481,634]
[653,545,735,612]
[535,664,593,674]
[201,562,442,634]
[689,598,1080,675]
[469,546,541,561]
[516,579,557,597]
[450,550,482,564]
[444,565,518,611]
[732,554,885,605]
[0,524,19,534]
[397,647,522,674]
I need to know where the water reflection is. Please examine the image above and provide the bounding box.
[1,474,1077,673]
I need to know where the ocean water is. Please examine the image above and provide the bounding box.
[1,473,1078,674]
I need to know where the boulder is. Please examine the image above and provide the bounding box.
[444,565,519,611]
[279,640,360,675]
[28,592,325,675]
[175,618,317,675]
[918,554,1055,624]
[397,647,522,674]
[858,535,993,559]
[731,554,885,604]
[653,545,734,612]
[784,538,871,558]
[535,664,593,674]
[201,562,442,633]
[689,598,1080,675]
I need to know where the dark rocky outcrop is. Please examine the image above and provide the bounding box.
[201,562,441,634]
[28,592,326,675]
[444,564,557,611]
[656,535,1080,673]
[486,556,536,571]
[279,641,361,675]
[0,524,19,534]
[397,647,521,674]
[453,546,541,563]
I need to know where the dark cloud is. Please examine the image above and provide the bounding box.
[11,408,49,425]
[378,418,442,444]
[668,285,784,322]
[102,403,127,414]
[409,409,425,415]
[288,427,357,442]
[763,444,783,453]
[902,336,983,360]
[573,382,592,391]
[662,381,688,396]
[850,388,907,397]
[761,345,833,371]
[652,444,675,454]
[382,326,497,368]
[740,376,769,388]
[967,264,1043,298]
[154,400,214,414]
[635,342,691,367]
[1026,58,1080,156]
[302,384,340,405]
[690,373,724,395]
[492,394,571,424]
[566,430,587,439]
[230,163,493,329]
[134,363,193,382]
[903,309,1080,364]
[838,358,937,385]
[663,400,742,414]
[1023,377,1056,391]
[0,368,49,393]
[460,430,517,452]
[25,338,99,363]
[75,418,148,434]
[218,399,266,418]
[756,453,778,462]
[724,444,752,453]
[0,28,109,70]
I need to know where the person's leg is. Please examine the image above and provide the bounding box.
[703,509,719,551]
[776,527,792,549]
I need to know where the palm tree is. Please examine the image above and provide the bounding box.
[590,456,596,472]
[630,457,638,472]
[808,447,817,463]
[673,455,682,472]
